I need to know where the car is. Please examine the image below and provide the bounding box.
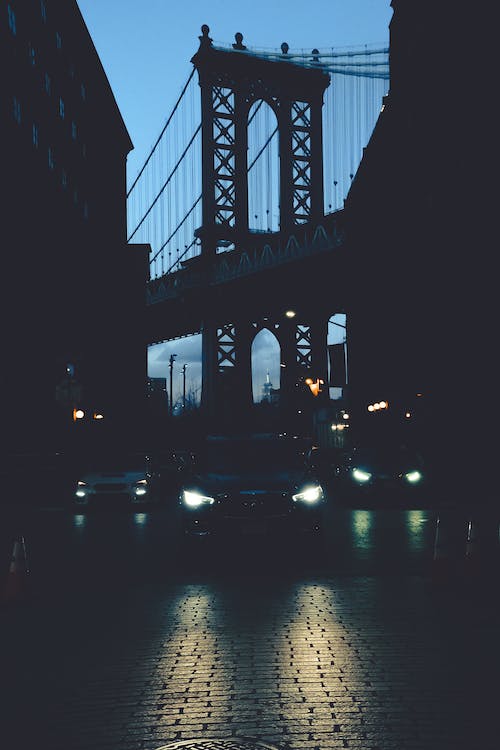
[73,451,160,508]
[333,441,427,502]
[178,433,326,536]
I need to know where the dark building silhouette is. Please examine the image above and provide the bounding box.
[344,2,484,493]
[1,0,148,447]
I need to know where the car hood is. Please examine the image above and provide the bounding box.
[184,469,315,493]
[79,470,146,483]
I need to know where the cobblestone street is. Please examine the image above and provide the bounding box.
[2,507,500,750]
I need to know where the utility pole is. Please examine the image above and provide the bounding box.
[169,354,177,417]
[182,363,187,411]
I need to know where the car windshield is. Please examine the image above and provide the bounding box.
[196,438,309,474]
[352,444,422,471]
[79,451,148,473]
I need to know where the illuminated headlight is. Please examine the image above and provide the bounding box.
[404,470,422,484]
[182,490,215,508]
[352,468,372,483]
[134,479,148,496]
[75,481,87,498]
[134,487,148,496]
[292,485,323,504]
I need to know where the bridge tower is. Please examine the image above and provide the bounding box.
[191,26,331,421]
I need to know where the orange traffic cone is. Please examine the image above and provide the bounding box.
[3,536,30,605]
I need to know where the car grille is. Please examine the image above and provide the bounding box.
[220,491,290,519]
[93,483,128,492]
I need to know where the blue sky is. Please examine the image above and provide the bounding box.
[75,1,392,406]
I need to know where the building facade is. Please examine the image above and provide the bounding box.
[343,2,484,492]
[1,0,148,448]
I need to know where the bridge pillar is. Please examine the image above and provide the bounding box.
[309,315,329,401]
[202,317,254,423]
[278,318,300,410]
[201,317,219,417]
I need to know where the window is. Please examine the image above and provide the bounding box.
[28,44,36,66]
[59,97,65,118]
[32,123,39,147]
[40,1,47,22]
[48,147,55,170]
[13,97,21,124]
[71,121,77,140]
[7,5,16,35]
[55,32,62,50]
[80,83,86,101]
[44,73,51,95]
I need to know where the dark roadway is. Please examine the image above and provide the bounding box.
[1,491,500,750]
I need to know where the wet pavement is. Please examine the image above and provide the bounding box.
[1,499,500,750]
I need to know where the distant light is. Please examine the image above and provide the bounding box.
[331,424,337,431]
[305,378,313,385]
[342,412,349,419]
[336,423,345,431]
[373,403,381,410]
[405,470,422,484]
[285,310,296,318]
[368,404,374,412]
[405,412,411,419]
[379,401,388,409]
[93,412,104,420]
[74,409,85,420]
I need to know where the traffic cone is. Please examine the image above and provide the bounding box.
[3,536,30,605]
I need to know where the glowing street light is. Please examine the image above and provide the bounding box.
[305,378,324,396]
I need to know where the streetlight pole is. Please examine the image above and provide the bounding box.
[182,363,187,411]
[169,354,177,417]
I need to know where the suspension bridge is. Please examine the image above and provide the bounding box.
[127,26,389,419]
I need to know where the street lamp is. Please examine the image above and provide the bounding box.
[169,354,177,416]
[182,363,187,411]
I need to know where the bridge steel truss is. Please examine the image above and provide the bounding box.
[148,27,346,418]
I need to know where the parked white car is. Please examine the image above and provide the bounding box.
[73,453,158,508]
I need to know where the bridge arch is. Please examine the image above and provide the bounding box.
[251,327,281,404]
[247,100,280,233]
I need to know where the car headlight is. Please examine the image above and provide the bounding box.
[292,484,323,504]
[75,480,87,498]
[134,479,148,496]
[404,470,422,484]
[182,490,215,508]
[351,468,372,483]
